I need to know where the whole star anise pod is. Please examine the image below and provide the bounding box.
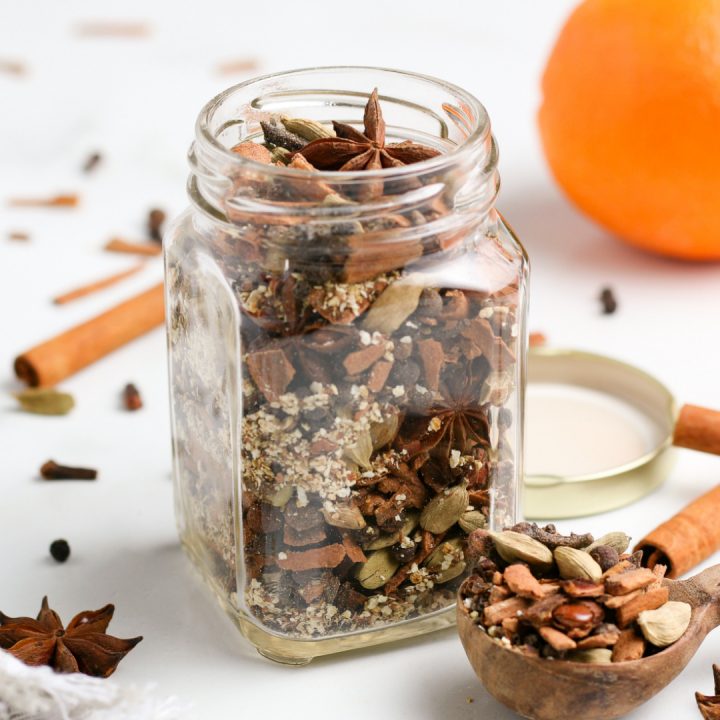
[296,88,441,173]
[0,597,142,677]
[697,665,720,719]
[395,360,491,490]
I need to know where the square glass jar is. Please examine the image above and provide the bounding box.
[165,67,528,663]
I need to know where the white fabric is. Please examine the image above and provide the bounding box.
[0,651,190,720]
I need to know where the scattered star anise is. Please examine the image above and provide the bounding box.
[296,88,441,173]
[697,665,720,719]
[0,597,142,677]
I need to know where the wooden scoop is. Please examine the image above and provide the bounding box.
[457,564,720,720]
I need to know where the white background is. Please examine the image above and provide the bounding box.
[2,1,720,718]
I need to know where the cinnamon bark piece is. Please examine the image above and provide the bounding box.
[416,338,444,392]
[576,624,621,649]
[342,534,368,564]
[503,564,545,600]
[483,596,530,626]
[277,544,346,572]
[343,342,387,375]
[368,360,393,392]
[283,524,327,548]
[561,579,605,598]
[603,589,643,609]
[612,628,646,662]
[460,318,515,370]
[605,568,657,595]
[441,290,470,319]
[602,559,636,579]
[616,586,669,628]
[539,626,577,651]
[246,346,295,403]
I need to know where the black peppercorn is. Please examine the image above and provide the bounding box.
[49,539,71,563]
[390,542,416,564]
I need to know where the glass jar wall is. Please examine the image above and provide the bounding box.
[164,67,528,663]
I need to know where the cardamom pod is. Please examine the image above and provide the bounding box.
[637,601,691,647]
[458,509,486,534]
[342,429,373,470]
[567,648,613,664]
[268,486,293,508]
[370,412,400,451]
[322,503,366,530]
[420,483,469,534]
[425,538,466,584]
[354,548,400,590]
[554,546,603,582]
[362,276,426,335]
[367,512,418,550]
[489,531,554,571]
[280,116,335,141]
[269,146,292,165]
[14,388,75,415]
[584,532,631,555]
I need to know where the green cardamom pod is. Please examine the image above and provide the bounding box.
[584,532,631,555]
[280,116,335,141]
[420,483,469,533]
[354,548,400,590]
[489,530,554,571]
[14,388,75,415]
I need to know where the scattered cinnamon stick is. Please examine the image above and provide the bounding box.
[635,484,720,578]
[74,22,150,37]
[15,283,164,387]
[0,60,26,76]
[8,231,30,241]
[8,194,79,208]
[216,58,259,75]
[673,404,720,456]
[53,264,144,305]
[105,238,162,257]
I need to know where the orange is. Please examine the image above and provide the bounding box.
[538,0,720,260]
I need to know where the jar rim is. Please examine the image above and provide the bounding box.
[195,65,492,182]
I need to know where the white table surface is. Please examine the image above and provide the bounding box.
[2,1,720,717]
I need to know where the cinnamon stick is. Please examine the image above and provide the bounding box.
[53,264,144,305]
[15,283,164,387]
[105,238,162,257]
[8,194,79,208]
[635,484,720,578]
[673,404,720,455]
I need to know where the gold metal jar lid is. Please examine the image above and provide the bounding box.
[523,348,677,519]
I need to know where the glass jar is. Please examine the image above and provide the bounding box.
[164,67,528,664]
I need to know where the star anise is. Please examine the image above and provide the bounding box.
[395,359,491,490]
[296,88,441,173]
[697,665,720,719]
[0,597,142,677]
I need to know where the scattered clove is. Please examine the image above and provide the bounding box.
[0,60,26,76]
[599,287,618,314]
[147,208,166,243]
[123,383,143,410]
[40,460,97,481]
[8,231,30,241]
[105,237,162,256]
[216,58,259,75]
[49,539,71,563]
[82,152,102,173]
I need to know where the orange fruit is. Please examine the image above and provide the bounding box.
[538,0,720,260]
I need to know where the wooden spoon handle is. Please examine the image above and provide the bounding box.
[674,404,720,455]
[686,564,720,602]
